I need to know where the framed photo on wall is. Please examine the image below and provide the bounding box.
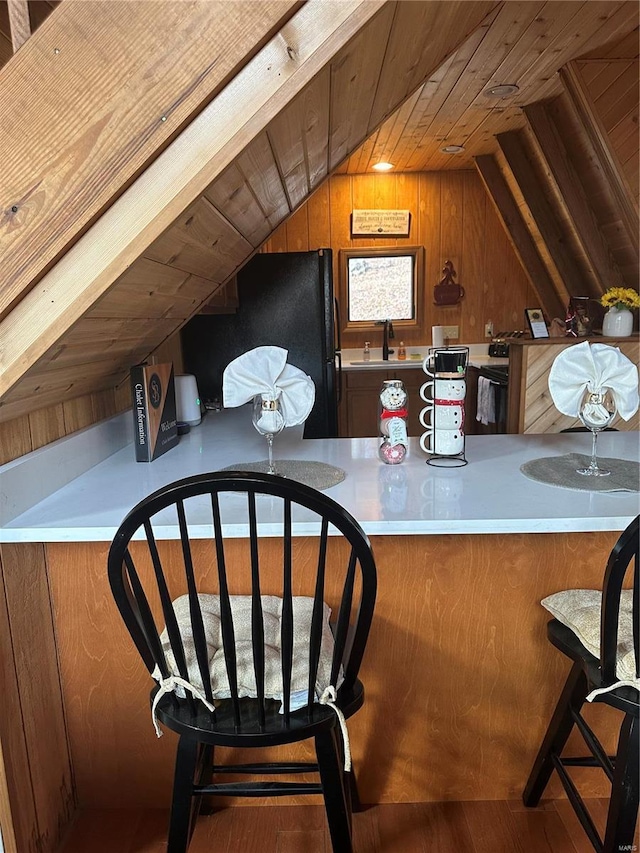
[525,308,549,339]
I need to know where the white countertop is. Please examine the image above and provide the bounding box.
[1,407,638,542]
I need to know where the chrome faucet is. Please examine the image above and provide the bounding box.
[375,319,395,360]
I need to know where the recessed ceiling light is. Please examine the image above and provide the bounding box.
[484,83,520,98]
[440,145,465,154]
[372,161,394,171]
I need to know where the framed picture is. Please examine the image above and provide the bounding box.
[525,308,549,339]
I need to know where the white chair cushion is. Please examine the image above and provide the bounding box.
[541,588,639,696]
[156,594,339,712]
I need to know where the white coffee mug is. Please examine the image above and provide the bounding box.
[420,403,464,430]
[420,378,466,402]
[420,428,464,456]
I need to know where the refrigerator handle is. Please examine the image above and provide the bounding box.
[336,350,343,404]
[334,297,341,353]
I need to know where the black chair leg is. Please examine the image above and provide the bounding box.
[523,662,588,806]
[603,713,639,853]
[167,736,201,853]
[316,729,353,853]
[347,769,363,813]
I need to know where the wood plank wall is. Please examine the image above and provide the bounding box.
[576,57,639,204]
[262,171,537,350]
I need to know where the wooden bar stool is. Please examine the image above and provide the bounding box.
[523,515,639,853]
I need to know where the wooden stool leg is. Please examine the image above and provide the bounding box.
[603,713,639,853]
[523,662,588,806]
[167,736,200,853]
[316,729,353,853]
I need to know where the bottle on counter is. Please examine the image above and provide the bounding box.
[363,341,371,362]
[378,379,408,465]
[398,341,406,360]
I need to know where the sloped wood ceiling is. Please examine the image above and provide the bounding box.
[0,0,638,424]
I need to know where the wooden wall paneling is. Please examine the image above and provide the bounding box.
[596,62,638,129]
[0,374,129,424]
[560,63,639,250]
[284,203,310,253]
[45,532,625,808]
[202,164,272,249]
[523,101,626,296]
[460,171,487,343]
[475,154,568,321]
[144,199,253,283]
[367,2,498,133]
[268,69,329,210]
[419,172,442,336]
[0,543,74,852]
[497,130,596,301]
[88,259,194,319]
[305,182,332,250]
[351,173,378,250]
[90,268,216,323]
[0,548,36,853]
[481,182,508,334]
[62,396,97,435]
[435,171,465,334]
[236,133,292,230]
[365,89,422,174]
[90,388,118,424]
[151,333,184,376]
[327,3,395,171]
[0,415,31,464]
[28,404,65,451]
[0,0,299,319]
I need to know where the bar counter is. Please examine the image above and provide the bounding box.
[2,407,638,541]
[0,410,638,852]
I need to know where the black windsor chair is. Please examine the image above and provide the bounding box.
[523,515,639,853]
[107,470,377,853]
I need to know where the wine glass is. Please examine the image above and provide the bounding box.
[576,387,616,476]
[251,395,285,475]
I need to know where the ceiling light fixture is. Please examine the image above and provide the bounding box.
[483,83,520,98]
[372,161,394,171]
[440,144,465,154]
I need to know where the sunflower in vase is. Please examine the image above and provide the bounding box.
[600,287,639,337]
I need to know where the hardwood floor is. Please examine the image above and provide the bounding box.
[56,799,637,852]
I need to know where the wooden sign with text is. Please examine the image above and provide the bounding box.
[351,209,411,237]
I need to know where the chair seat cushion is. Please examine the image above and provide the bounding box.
[541,588,639,693]
[155,594,339,712]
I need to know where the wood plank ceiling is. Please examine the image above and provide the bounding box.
[0,0,638,422]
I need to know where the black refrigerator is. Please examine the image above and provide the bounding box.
[181,249,341,438]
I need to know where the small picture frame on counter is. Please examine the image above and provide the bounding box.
[525,308,549,339]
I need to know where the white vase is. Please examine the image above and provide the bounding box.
[602,306,633,337]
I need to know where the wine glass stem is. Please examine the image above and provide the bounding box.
[267,434,275,474]
[589,430,598,472]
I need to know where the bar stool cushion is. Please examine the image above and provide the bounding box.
[541,588,638,695]
[154,593,338,713]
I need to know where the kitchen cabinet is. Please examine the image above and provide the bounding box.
[340,367,424,437]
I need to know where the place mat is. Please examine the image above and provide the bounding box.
[221,460,346,491]
[520,454,640,493]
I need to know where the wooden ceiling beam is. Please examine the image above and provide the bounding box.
[0,0,386,400]
[496,129,598,301]
[560,62,639,254]
[0,0,302,320]
[7,0,30,52]
[523,100,627,296]
[474,154,565,320]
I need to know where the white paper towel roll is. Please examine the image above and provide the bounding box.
[431,326,445,348]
